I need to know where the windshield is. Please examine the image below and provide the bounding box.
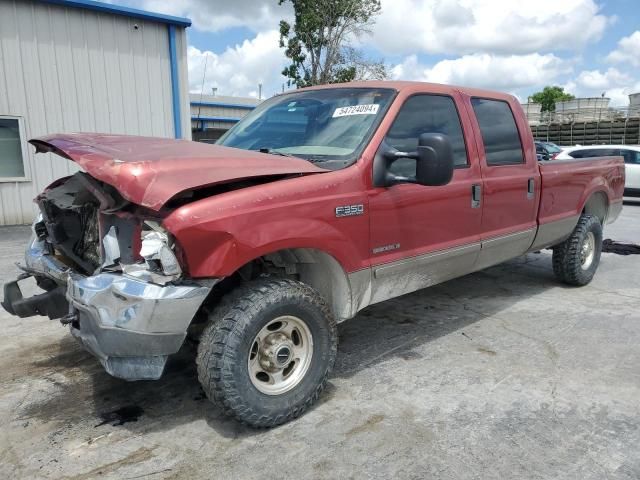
[544,143,562,153]
[542,143,562,153]
[218,88,395,169]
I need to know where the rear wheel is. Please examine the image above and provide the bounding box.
[552,214,603,286]
[196,278,337,427]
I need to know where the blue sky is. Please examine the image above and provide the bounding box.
[118,0,639,105]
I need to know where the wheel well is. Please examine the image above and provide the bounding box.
[583,191,608,225]
[206,248,356,321]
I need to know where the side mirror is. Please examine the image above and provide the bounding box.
[415,133,454,186]
[373,133,455,187]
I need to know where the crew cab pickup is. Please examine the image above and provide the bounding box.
[1,81,625,427]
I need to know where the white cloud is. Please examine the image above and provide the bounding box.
[574,68,631,90]
[606,31,640,67]
[601,87,640,107]
[187,30,288,98]
[372,0,611,56]
[564,68,639,106]
[123,0,634,107]
[140,0,291,32]
[391,53,572,92]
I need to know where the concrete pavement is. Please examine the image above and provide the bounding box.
[1,202,639,479]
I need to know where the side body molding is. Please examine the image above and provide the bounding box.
[364,224,568,312]
[368,242,481,307]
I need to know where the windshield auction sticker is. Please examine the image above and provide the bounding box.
[332,104,380,117]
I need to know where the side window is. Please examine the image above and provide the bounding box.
[569,149,596,158]
[595,148,618,157]
[0,117,26,179]
[386,95,468,178]
[620,149,640,165]
[570,148,617,159]
[471,98,524,166]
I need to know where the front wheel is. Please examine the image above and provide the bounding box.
[196,278,337,427]
[552,214,603,286]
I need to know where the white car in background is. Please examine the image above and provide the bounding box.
[555,145,640,196]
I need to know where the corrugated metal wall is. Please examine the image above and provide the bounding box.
[191,104,255,121]
[0,0,191,225]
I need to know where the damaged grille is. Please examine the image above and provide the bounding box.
[35,172,166,277]
[75,205,100,267]
[37,174,102,273]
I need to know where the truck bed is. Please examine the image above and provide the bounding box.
[538,156,625,226]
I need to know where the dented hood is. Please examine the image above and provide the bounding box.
[30,133,327,211]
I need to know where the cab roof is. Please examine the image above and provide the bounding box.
[297,80,518,103]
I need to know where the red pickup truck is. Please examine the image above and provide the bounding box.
[2,81,625,427]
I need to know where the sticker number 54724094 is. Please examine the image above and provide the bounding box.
[332,104,379,118]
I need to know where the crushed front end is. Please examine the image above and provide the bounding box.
[1,172,214,380]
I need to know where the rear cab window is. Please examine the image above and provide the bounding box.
[471,98,524,166]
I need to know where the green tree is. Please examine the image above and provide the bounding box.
[530,86,576,112]
[278,0,386,88]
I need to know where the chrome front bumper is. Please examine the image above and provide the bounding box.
[4,237,214,380]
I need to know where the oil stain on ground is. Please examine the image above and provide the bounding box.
[95,405,144,427]
[602,239,640,255]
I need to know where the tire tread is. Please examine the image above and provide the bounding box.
[552,214,602,286]
[196,278,337,428]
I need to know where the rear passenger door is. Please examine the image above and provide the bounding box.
[467,97,539,269]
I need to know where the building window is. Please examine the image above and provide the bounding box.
[0,117,27,180]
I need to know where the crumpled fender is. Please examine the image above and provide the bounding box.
[162,169,370,278]
[167,217,365,278]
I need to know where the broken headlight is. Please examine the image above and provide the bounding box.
[139,221,182,277]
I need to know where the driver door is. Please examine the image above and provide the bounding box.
[367,92,483,305]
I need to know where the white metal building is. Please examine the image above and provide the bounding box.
[190,94,261,142]
[0,0,192,225]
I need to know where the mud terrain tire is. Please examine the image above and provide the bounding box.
[552,214,603,286]
[196,278,337,427]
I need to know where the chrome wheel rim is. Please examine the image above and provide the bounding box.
[580,231,596,270]
[248,315,313,395]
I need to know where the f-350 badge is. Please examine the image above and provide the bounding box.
[335,204,364,217]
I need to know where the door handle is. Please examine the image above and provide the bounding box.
[527,178,535,199]
[471,184,481,208]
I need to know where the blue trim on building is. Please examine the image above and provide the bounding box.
[168,25,182,139]
[192,116,241,123]
[190,101,257,110]
[37,0,192,27]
